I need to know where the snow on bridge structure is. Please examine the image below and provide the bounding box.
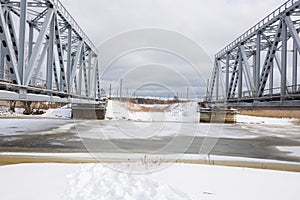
[0,0,100,104]
[207,0,300,108]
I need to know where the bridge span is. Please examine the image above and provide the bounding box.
[0,0,100,104]
[208,0,300,108]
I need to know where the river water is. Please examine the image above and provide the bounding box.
[0,118,300,163]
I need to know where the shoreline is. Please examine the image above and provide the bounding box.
[239,109,300,119]
[1,155,300,173]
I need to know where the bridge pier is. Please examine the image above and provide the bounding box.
[198,103,238,123]
[72,103,106,120]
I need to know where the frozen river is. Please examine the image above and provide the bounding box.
[0,118,300,163]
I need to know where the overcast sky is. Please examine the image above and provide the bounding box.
[60,0,286,98]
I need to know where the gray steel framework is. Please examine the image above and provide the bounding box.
[208,0,300,106]
[0,0,100,102]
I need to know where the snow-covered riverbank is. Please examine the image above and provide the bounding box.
[0,162,299,200]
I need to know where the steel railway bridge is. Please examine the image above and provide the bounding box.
[0,0,100,104]
[208,0,300,108]
[1,0,299,108]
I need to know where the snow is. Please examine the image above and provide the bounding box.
[0,104,72,119]
[0,164,79,200]
[65,164,191,200]
[75,118,300,140]
[42,104,72,119]
[150,163,300,200]
[0,162,300,200]
[237,114,294,125]
[0,107,25,117]
[106,100,296,125]
[105,100,199,123]
[277,146,300,157]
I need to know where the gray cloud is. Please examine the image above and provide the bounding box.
[60,0,286,98]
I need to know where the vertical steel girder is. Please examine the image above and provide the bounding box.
[46,15,55,90]
[281,19,287,98]
[67,26,72,93]
[207,60,218,100]
[209,0,300,102]
[17,0,27,85]
[95,60,101,98]
[238,50,243,99]
[78,45,84,96]
[255,33,261,92]
[0,43,5,79]
[225,53,230,99]
[0,0,99,100]
[215,61,220,100]
[87,53,92,97]
[83,51,89,97]
[293,41,298,92]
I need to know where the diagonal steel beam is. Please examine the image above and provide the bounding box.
[257,21,283,97]
[54,15,67,92]
[32,41,49,86]
[52,61,60,90]
[25,8,54,86]
[285,15,300,53]
[208,60,218,101]
[69,40,84,90]
[261,32,282,75]
[7,12,19,62]
[228,51,239,98]
[0,4,20,84]
[240,45,255,95]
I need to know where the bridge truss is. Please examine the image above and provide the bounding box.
[0,0,100,103]
[208,0,300,107]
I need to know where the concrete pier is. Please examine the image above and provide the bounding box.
[199,108,238,123]
[72,103,106,120]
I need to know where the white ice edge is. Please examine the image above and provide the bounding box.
[277,146,300,157]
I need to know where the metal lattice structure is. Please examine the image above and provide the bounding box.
[0,0,100,102]
[208,0,300,107]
